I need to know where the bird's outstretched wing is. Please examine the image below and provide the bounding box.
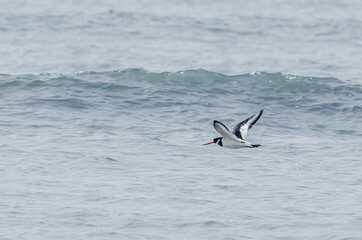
[213,120,241,141]
[233,110,263,140]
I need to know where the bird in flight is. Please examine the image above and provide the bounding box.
[203,110,263,149]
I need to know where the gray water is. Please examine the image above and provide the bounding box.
[1,1,362,240]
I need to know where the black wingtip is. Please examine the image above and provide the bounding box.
[248,110,263,128]
[213,120,223,126]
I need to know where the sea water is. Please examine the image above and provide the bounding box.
[1,1,362,239]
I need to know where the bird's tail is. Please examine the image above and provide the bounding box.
[248,144,261,148]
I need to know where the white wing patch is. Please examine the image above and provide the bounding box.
[213,120,242,142]
[233,110,263,140]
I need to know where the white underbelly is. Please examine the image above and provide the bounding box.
[222,138,248,149]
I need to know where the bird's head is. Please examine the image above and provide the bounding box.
[203,137,222,146]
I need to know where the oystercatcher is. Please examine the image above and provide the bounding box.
[203,110,263,149]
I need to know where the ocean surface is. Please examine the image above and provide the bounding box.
[1,1,362,240]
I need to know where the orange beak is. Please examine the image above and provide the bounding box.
[202,141,214,146]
